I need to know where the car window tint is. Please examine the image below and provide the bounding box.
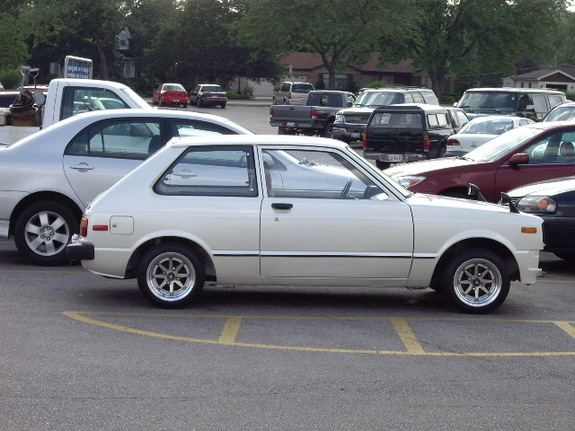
[66,120,161,159]
[262,149,386,200]
[171,120,238,138]
[60,87,130,121]
[521,131,575,164]
[155,146,257,197]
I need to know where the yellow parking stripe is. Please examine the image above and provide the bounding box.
[64,312,575,356]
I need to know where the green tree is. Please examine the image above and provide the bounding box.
[23,0,135,79]
[378,0,569,99]
[235,0,405,89]
[0,13,30,71]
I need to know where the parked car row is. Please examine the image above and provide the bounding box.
[152,83,228,109]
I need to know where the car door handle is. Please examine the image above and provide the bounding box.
[271,203,293,210]
[69,162,95,171]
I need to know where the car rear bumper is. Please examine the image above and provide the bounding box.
[67,241,95,260]
[363,151,427,163]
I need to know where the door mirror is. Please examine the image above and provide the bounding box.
[508,152,530,165]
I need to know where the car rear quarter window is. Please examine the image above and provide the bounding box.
[170,120,238,138]
[66,120,161,159]
[427,113,449,128]
[155,146,257,197]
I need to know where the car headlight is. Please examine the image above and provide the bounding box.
[394,176,426,189]
[515,196,557,213]
[335,114,344,123]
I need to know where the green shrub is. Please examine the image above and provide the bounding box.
[0,69,22,89]
[366,80,391,88]
[565,92,575,101]
[441,93,460,104]
[226,90,251,100]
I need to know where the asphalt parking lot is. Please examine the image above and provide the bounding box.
[1,237,574,430]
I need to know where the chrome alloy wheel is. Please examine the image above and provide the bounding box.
[24,210,70,257]
[146,252,197,302]
[452,257,503,308]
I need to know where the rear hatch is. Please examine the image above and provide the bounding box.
[363,110,426,155]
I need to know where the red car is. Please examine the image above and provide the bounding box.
[385,121,575,202]
[153,83,188,108]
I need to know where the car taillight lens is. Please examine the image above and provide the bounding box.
[269,106,274,116]
[287,92,292,100]
[423,134,430,151]
[80,217,88,237]
[362,133,368,149]
[311,108,318,118]
[447,138,460,146]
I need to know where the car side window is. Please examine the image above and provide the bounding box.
[522,131,575,164]
[411,92,424,103]
[262,149,386,200]
[66,120,161,159]
[170,120,238,138]
[155,146,257,197]
[60,86,130,121]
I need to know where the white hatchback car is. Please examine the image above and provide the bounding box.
[0,109,252,265]
[67,135,543,313]
[446,116,534,156]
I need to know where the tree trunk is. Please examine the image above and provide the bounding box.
[96,40,109,80]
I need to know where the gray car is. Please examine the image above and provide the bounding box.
[0,109,252,265]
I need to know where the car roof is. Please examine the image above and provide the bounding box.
[463,87,565,95]
[372,103,446,112]
[168,134,349,150]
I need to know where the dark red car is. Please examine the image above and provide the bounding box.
[153,83,188,108]
[384,121,575,202]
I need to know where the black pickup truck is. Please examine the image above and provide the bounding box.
[269,90,355,137]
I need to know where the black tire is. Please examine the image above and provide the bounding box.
[321,121,334,138]
[137,243,205,308]
[441,248,510,313]
[14,200,79,266]
[277,127,286,135]
[221,103,226,109]
[196,98,202,108]
[375,160,391,170]
[182,103,187,109]
[437,145,446,158]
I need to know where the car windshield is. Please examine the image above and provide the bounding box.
[354,91,402,107]
[544,106,575,122]
[464,126,541,162]
[458,92,518,111]
[461,118,514,135]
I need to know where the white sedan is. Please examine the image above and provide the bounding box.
[0,109,252,265]
[446,116,534,156]
[67,135,544,313]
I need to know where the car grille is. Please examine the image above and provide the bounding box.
[344,115,369,124]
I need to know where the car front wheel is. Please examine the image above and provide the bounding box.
[137,243,205,308]
[14,201,79,266]
[441,248,510,313]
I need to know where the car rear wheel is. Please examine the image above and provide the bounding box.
[441,248,510,313]
[221,103,226,109]
[137,243,205,308]
[14,201,79,266]
[321,121,334,138]
[375,161,391,170]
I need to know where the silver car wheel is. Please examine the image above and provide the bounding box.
[146,251,197,302]
[23,210,70,257]
[452,257,502,308]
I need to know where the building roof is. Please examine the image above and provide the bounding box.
[281,52,414,74]
[514,66,575,82]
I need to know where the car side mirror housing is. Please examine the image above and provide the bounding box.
[508,152,530,165]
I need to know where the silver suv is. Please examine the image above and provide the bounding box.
[273,81,315,105]
[332,87,439,143]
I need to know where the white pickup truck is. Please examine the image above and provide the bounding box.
[0,78,151,145]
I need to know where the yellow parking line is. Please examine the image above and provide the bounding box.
[64,311,575,356]
[218,316,243,344]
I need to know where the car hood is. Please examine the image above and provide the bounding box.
[338,107,375,114]
[507,176,575,198]
[384,156,474,177]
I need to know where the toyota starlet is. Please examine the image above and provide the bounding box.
[67,135,543,313]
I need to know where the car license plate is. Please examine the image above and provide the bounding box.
[351,133,361,138]
[174,99,179,102]
[387,154,403,162]
[287,122,296,127]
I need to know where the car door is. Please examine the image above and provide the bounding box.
[63,119,164,207]
[259,147,414,283]
[495,129,575,195]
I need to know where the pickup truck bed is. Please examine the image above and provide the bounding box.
[269,90,354,137]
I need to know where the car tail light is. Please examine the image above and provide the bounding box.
[311,108,318,119]
[447,138,460,146]
[269,106,274,116]
[80,217,88,237]
[362,133,368,149]
[287,92,292,100]
[423,134,430,152]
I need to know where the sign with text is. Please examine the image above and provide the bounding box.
[64,56,93,79]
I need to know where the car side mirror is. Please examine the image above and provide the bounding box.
[508,152,530,166]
